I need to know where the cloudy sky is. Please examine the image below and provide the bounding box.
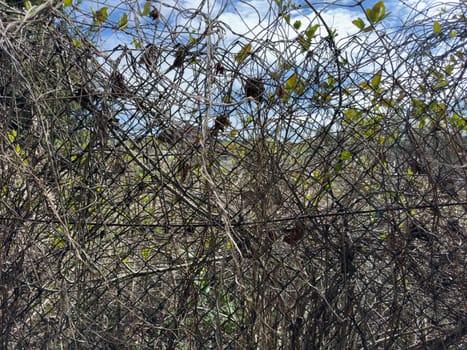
[77,0,460,51]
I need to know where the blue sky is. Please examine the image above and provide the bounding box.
[69,0,464,132]
[76,0,461,51]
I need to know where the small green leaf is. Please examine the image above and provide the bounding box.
[297,34,311,51]
[285,73,298,90]
[235,43,252,63]
[433,21,441,34]
[352,18,365,30]
[379,233,387,240]
[94,7,108,24]
[141,247,152,260]
[133,38,141,49]
[293,20,301,30]
[25,1,31,10]
[367,1,385,23]
[73,38,82,47]
[445,64,454,76]
[340,150,351,161]
[230,130,238,138]
[449,30,457,38]
[7,130,17,142]
[63,0,72,7]
[305,24,319,38]
[142,1,151,16]
[118,13,128,29]
[371,69,382,89]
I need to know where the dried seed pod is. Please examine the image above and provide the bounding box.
[149,8,160,21]
[283,220,305,245]
[245,77,264,103]
[139,44,159,70]
[215,61,225,75]
[110,71,127,95]
[211,114,230,136]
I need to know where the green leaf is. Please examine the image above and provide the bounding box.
[118,13,128,29]
[293,20,301,30]
[297,34,311,51]
[371,69,382,89]
[352,18,365,30]
[340,150,352,161]
[285,73,298,90]
[63,0,72,7]
[94,7,108,24]
[141,247,152,260]
[367,1,386,23]
[235,43,252,63]
[305,24,319,38]
[25,1,31,10]
[133,38,141,49]
[449,30,457,38]
[344,108,359,120]
[7,130,17,142]
[433,21,441,34]
[142,1,151,16]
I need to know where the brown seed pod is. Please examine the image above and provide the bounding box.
[283,220,305,245]
[210,114,231,137]
[215,61,225,75]
[245,77,264,103]
[139,44,159,70]
[149,8,160,21]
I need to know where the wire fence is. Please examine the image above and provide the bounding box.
[0,0,466,348]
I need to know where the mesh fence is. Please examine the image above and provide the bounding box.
[0,0,466,348]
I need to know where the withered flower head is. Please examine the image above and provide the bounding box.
[245,77,265,103]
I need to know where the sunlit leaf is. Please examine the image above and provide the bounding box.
[25,1,31,10]
[305,23,319,38]
[132,38,141,49]
[449,30,457,38]
[352,18,365,30]
[285,73,298,90]
[230,130,238,138]
[94,7,108,24]
[63,0,72,7]
[340,150,352,161]
[142,1,151,16]
[7,130,17,142]
[433,21,441,34]
[371,69,382,89]
[367,1,385,23]
[118,13,128,29]
[235,43,252,63]
[141,247,152,260]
